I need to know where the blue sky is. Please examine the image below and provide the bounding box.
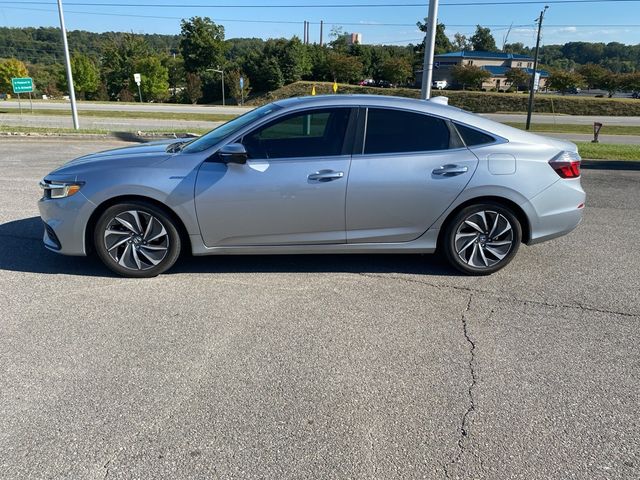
[1,0,640,47]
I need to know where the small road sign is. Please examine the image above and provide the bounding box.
[11,77,34,94]
[533,72,541,92]
[133,73,141,85]
[239,76,244,90]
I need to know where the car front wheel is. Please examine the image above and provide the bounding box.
[94,201,181,278]
[443,202,522,275]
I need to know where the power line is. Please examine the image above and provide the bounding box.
[1,0,640,8]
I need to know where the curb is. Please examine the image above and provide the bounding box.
[582,159,640,171]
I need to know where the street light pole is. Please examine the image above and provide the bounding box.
[56,0,79,129]
[208,68,225,106]
[526,5,548,131]
[420,0,440,100]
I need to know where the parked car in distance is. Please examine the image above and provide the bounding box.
[358,79,376,87]
[432,80,448,90]
[561,87,581,94]
[39,95,585,278]
[376,80,395,88]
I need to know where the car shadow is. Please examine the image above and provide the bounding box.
[0,217,459,278]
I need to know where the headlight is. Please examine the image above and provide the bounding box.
[39,180,84,199]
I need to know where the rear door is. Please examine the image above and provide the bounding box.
[346,107,478,243]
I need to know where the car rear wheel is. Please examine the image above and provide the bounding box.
[94,201,181,278]
[443,202,522,275]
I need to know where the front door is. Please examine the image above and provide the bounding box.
[195,107,355,247]
[346,107,478,243]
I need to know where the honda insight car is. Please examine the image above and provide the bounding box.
[39,95,585,278]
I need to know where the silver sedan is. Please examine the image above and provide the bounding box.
[39,95,585,277]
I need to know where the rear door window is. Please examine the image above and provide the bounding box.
[363,108,451,154]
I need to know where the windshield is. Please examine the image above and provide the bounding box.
[182,103,282,153]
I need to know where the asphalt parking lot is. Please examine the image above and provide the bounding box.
[1,139,638,479]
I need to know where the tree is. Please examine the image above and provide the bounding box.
[600,72,622,97]
[101,33,150,100]
[548,69,585,93]
[28,62,64,97]
[226,69,251,104]
[134,55,169,102]
[0,58,28,93]
[621,72,640,93]
[577,63,609,90]
[244,54,284,92]
[326,52,363,83]
[179,16,226,73]
[451,64,491,90]
[70,53,100,99]
[503,42,529,55]
[163,54,185,101]
[470,25,498,52]
[416,20,453,54]
[379,57,413,85]
[505,68,530,92]
[453,33,471,51]
[183,72,202,104]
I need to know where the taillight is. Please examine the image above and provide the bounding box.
[549,151,581,178]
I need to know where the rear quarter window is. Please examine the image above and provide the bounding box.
[455,123,496,147]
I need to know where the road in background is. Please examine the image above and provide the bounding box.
[0,139,638,479]
[1,100,250,115]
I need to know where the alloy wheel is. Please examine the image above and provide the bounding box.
[454,210,514,269]
[103,210,170,271]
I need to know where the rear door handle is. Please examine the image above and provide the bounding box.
[432,164,469,176]
[308,170,344,183]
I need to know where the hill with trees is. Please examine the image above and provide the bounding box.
[1,22,639,104]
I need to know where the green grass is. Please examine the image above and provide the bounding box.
[576,142,640,161]
[0,108,236,122]
[505,123,640,136]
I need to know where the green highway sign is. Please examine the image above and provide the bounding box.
[11,77,34,94]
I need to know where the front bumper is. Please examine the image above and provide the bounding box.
[38,192,95,256]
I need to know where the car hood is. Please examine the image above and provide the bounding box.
[49,138,191,176]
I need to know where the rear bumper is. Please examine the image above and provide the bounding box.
[38,192,95,256]
[525,178,585,245]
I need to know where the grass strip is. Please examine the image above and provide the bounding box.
[575,142,640,161]
[0,108,236,122]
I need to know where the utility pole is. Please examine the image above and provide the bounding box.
[526,5,548,131]
[420,0,439,100]
[56,0,79,129]
[320,20,324,46]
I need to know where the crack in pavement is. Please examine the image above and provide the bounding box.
[443,294,480,479]
[357,272,639,319]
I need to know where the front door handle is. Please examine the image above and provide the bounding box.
[308,170,345,183]
[432,164,469,176]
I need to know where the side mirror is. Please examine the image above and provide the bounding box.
[217,143,248,164]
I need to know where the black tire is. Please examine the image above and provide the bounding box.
[442,202,522,275]
[94,201,181,278]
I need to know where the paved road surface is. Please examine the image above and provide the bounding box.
[1,100,251,115]
[0,139,638,479]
